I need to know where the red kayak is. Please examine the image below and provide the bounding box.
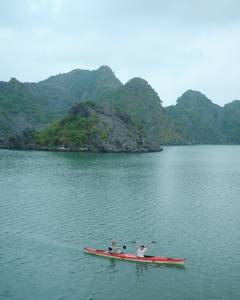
[84,247,186,265]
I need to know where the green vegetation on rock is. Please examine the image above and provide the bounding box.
[0,66,122,142]
[96,77,185,145]
[35,111,98,149]
[0,78,49,140]
[222,100,240,144]
[166,90,240,144]
[26,65,122,115]
[1,66,240,151]
[33,101,163,152]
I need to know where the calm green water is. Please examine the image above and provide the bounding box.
[0,146,240,300]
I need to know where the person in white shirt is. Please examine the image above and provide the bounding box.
[136,242,154,258]
[136,245,148,257]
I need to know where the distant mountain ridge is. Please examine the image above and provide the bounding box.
[33,101,163,152]
[0,66,240,151]
[0,66,122,144]
[0,78,47,139]
[29,78,182,152]
[25,65,122,114]
[95,77,183,145]
[166,90,240,144]
[221,100,240,144]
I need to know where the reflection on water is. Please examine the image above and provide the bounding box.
[136,263,149,277]
[106,259,118,274]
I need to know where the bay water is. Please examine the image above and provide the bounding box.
[0,146,240,300]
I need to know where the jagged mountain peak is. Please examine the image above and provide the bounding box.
[177,89,215,106]
[182,89,206,97]
[224,99,240,108]
[96,65,114,73]
[125,77,149,88]
[120,77,162,105]
[9,77,24,87]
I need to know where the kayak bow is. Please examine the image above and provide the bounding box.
[84,247,186,265]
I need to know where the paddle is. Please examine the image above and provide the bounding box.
[112,245,127,251]
[131,240,156,245]
[117,240,156,249]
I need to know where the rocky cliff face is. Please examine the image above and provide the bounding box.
[0,78,48,143]
[3,75,183,152]
[1,66,240,151]
[0,66,122,142]
[166,90,240,144]
[166,90,226,144]
[96,78,184,145]
[222,100,240,144]
[32,102,163,152]
[26,65,122,114]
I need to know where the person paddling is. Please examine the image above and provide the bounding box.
[136,242,153,258]
[108,240,122,254]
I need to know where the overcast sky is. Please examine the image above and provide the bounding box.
[0,0,240,106]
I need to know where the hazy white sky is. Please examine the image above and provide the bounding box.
[0,0,240,106]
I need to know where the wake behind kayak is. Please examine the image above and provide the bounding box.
[84,247,186,265]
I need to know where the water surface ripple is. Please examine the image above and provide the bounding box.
[0,146,240,300]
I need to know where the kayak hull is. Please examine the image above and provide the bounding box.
[84,247,186,265]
